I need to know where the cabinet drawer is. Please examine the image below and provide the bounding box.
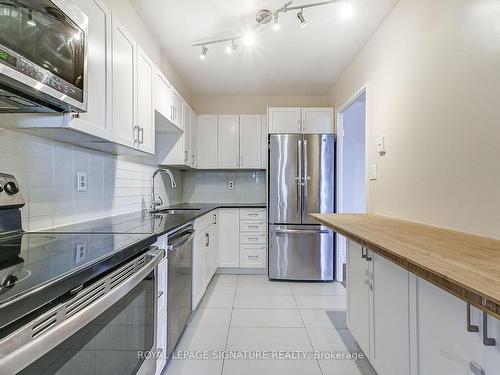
[240,232,267,244]
[194,211,217,232]
[240,245,266,268]
[240,208,266,220]
[240,220,267,232]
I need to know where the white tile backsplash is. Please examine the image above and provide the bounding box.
[182,170,266,203]
[0,128,182,231]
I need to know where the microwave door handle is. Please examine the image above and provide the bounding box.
[0,248,164,375]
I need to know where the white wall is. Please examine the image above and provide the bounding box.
[341,97,366,213]
[0,128,182,231]
[192,95,329,114]
[328,0,500,238]
[182,171,266,204]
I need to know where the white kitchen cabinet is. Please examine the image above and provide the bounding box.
[171,90,183,129]
[111,17,137,148]
[261,115,268,169]
[218,209,240,268]
[239,115,262,169]
[347,240,371,356]
[371,253,411,375]
[268,107,301,133]
[301,108,334,134]
[136,47,155,154]
[197,115,218,169]
[217,115,240,168]
[71,0,111,139]
[182,104,191,165]
[190,112,198,167]
[240,245,266,268]
[155,69,173,125]
[192,230,206,310]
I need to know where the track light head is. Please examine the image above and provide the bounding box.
[200,46,208,60]
[225,40,238,54]
[272,12,280,31]
[297,9,308,28]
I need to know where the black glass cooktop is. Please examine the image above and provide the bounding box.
[0,231,156,330]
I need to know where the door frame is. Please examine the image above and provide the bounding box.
[335,83,370,283]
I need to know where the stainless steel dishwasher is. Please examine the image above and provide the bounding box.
[166,223,194,357]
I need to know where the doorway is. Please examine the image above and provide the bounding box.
[336,88,367,284]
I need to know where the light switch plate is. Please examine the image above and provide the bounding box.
[228,180,235,190]
[77,172,88,192]
[369,164,377,180]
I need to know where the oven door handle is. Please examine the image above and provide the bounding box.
[0,247,165,375]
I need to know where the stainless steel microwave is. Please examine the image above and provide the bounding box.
[0,0,88,113]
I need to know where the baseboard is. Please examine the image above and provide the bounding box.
[216,268,267,275]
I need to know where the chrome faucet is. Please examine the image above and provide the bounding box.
[150,168,177,212]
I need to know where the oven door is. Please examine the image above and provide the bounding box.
[0,0,88,112]
[0,248,164,375]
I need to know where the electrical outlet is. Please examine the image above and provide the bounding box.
[74,242,87,264]
[77,172,88,192]
[228,180,235,190]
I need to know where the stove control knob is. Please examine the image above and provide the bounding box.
[4,181,19,195]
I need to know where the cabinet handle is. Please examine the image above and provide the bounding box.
[133,125,140,144]
[248,213,258,217]
[170,105,174,121]
[139,127,144,144]
[470,362,485,375]
[361,247,372,262]
[249,237,259,241]
[205,232,210,247]
[297,120,301,131]
[482,311,496,346]
[213,214,217,224]
[191,154,195,165]
[184,150,188,163]
[248,255,259,260]
[466,304,479,332]
[248,225,258,229]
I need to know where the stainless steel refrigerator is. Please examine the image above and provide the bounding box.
[268,133,335,281]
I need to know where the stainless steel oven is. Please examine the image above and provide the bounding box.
[0,247,164,375]
[0,0,88,113]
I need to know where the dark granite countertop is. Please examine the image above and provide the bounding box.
[42,202,267,237]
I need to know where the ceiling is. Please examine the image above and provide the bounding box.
[132,0,399,96]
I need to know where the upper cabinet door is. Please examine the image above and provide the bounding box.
[182,103,191,165]
[171,91,183,129]
[155,69,172,122]
[239,115,262,169]
[217,115,240,168]
[70,0,111,139]
[111,17,137,148]
[268,107,301,134]
[301,108,334,134]
[136,47,155,154]
[261,115,268,169]
[190,112,198,167]
[197,115,218,169]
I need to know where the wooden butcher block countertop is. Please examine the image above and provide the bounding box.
[311,213,500,319]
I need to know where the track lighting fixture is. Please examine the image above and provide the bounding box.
[297,9,308,28]
[27,9,36,26]
[192,0,352,59]
[199,46,208,60]
[272,12,280,31]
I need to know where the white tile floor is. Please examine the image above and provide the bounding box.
[164,275,376,375]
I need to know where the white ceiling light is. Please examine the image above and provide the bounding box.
[199,46,208,60]
[243,32,255,47]
[225,40,238,54]
[341,2,354,19]
[297,9,308,28]
[272,12,280,31]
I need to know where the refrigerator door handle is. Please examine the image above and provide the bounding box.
[303,139,308,215]
[297,139,303,213]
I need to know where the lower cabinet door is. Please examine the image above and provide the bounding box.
[240,245,266,268]
[192,232,206,310]
[371,253,411,375]
[346,240,371,356]
[218,209,240,268]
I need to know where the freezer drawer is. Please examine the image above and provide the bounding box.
[268,225,334,281]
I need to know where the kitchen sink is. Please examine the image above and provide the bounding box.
[153,208,201,215]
